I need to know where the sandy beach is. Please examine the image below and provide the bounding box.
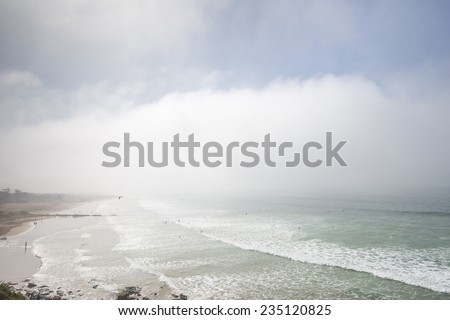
[0,200,99,282]
[0,199,176,300]
[0,200,89,285]
[0,200,96,237]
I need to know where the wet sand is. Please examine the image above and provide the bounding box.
[0,200,105,281]
[0,201,85,236]
[0,216,100,282]
[0,200,175,300]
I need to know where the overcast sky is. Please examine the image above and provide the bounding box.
[0,0,449,196]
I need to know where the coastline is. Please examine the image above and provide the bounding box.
[0,201,86,237]
[5,221,37,237]
[1,195,449,300]
[0,201,102,284]
[0,199,181,300]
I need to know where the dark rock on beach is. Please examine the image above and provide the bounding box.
[117,286,142,300]
[171,293,188,300]
[4,279,184,301]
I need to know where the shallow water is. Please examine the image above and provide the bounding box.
[107,194,450,299]
[2,194,449,300]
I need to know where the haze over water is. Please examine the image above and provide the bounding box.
[12,194,448,299]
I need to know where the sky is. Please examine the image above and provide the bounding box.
[0,0,449,196]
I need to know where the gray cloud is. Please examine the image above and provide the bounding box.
[0,1,449,195]
[0,75,449,195]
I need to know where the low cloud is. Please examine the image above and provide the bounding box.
[1,75,448,196]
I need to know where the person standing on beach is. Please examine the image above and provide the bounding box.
[25,241,27,250]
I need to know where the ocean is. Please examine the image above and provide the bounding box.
[7,193,450,299]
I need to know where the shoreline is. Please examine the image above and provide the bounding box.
[0,201,88,237]
[0,201,101,290]
[0,202,105,284]
[5,221,35,237]
[0,199,183,300]
[2,195,449,300]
